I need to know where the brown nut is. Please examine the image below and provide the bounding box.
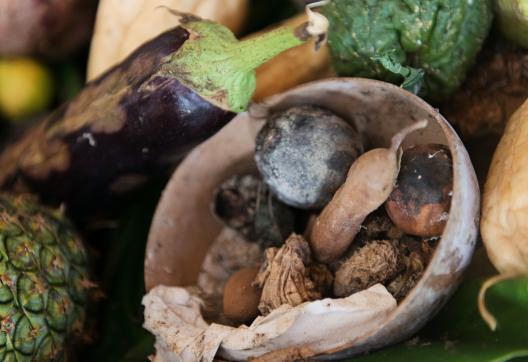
[385,144,453,237]
[223,267,261,324]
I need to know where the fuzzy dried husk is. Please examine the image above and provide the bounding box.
[481,98,528,274]
[334,240,402,297]
[254,234,331,315]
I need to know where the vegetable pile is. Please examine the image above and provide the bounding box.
[1,0,528,360]
[0,9,325,210]
[141,102,454,360]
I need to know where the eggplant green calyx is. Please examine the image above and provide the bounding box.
[158,10,327,113]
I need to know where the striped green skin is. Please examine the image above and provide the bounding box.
[324,0,493,101]
[0,195,89,361]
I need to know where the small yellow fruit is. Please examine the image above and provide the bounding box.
[0,57,54,121]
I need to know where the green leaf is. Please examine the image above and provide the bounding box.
[350,277,528,362]
[372,54,425,95]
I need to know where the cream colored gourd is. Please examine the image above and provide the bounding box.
[87,0,248,80]
[480,98,528,330]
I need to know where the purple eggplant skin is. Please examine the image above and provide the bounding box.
[0,27,234,210]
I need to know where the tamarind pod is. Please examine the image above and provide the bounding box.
[310,121,427,263]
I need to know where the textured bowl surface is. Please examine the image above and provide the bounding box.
[144,78,480,359]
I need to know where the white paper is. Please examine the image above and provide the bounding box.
[143,284,397,361]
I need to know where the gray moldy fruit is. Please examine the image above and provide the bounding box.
[385,144,453,237]
[255,105,363,209]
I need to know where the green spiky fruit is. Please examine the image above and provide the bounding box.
[0,194,90,361]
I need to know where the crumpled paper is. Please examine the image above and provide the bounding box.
[143,284,397,361]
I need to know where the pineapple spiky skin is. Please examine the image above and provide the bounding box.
[0,194,89,361]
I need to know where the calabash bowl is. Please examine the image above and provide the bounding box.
[144,78,480,359]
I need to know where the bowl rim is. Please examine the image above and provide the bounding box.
[144,77,480,360]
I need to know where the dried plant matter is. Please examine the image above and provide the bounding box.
[197,228,262,319]
[387,251,425,300]
[354,211,404,246]
[310,120,428,263]
[334,240,403,297]
[143,284,396,361]
[441,42,528,138]
[254,234,331,315]
[214,174,295,248]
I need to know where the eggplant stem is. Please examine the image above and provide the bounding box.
[477,272,521,331]
[232,25,305,73]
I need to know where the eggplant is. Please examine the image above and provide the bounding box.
[0,12,325,210]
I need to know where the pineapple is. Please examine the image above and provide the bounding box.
[0,194,90,361]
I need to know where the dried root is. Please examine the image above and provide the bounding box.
[387,238,434,300]
[354,211,404,246]
[333,240,403,297]
[254,233,332,315]
[214,174,295,248]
